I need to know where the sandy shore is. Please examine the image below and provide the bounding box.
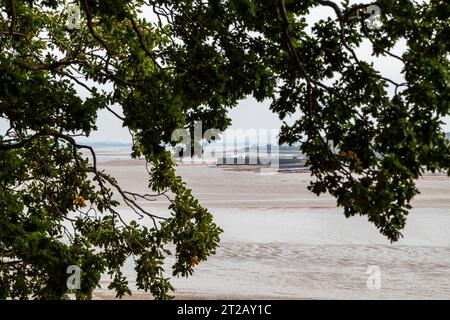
[100,159,450,209]
[92,159,450,300]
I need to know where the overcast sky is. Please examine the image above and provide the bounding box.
[86,1,449,143]
[2,0,449,143]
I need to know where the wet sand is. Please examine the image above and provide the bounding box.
[93,159,450,299]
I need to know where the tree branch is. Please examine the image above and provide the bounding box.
[317,0,402,87]
[81,0,113,56]
[129,17,162,70]
[9,0,16,36]
[14,58,78,72]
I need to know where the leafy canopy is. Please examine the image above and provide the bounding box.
[0,0,449,299]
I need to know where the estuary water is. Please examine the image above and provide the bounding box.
[96,207,450,299]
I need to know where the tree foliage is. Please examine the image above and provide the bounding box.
[0,0,449,299]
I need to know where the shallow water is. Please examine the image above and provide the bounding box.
[97,207,450,299]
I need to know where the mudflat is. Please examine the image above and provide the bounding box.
[93,159,450,299]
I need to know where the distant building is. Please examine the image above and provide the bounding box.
[217,156,307,169]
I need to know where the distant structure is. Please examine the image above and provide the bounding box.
[217,156,306,168]
[215,143,308,170]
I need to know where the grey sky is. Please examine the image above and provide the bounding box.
[88,1,449,143]
[88,99,450,144]
[91,0,450,142]
[2,0,449,142]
